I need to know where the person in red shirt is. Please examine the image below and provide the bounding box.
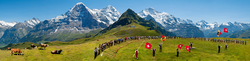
[135,49,139,59]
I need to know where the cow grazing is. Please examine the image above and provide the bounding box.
[10,48,23,55]
[40,43,49,49]
[31,44,37,49]
[51,49,63,54]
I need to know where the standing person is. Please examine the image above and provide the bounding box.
[98,45,101,55]
[135,49,139,59]
[177,48,179,57]
[94,47,97,59]
[190,42,193,49]
[218,45,221,53]
[225,44,228,50]
[245,41,247,45]
[159,43,162,52]
[152,48,156,57]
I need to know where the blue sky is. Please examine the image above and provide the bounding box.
[0,0,250,24]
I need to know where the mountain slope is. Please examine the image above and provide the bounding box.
[196,20,250,38]
[0,18,40,45]
[98,9,175,36]
[0,21,17,38]
[138,8,204,37]
[227,28,250,38]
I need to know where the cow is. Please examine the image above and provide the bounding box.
[10,48,23,56]
[7,47,11,50]
[51,49,63,54]
[40,43,49,49]
[31,44,37,49]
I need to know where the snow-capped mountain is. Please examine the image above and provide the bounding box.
[195,20,220,30]
[195,20,250,37]
[91,5,121,25]
[138,8,204,37]
[0,20,17,28]
[23,18,40,28]
[195,20,250,31]
[18,2,121,43]
[48,2,120,32]
[0,18,41,44]
[138,8,193,27]
[0,21,18,39]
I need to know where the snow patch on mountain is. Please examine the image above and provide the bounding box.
[0,20,17,27]
[23,18,40,28]
[222,23,229,26]
[138,8,192,27]
[91,5,121,24]
[168,29,178,32]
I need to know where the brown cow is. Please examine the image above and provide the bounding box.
[40,43,49,49]
[7,47,11,50]
[10,48,23,55]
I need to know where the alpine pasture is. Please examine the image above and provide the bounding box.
[0,37,249,61]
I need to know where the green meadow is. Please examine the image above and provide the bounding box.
[0,37,249,61]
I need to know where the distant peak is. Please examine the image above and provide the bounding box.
[140,7,163,15]
[200,20,206,22]
[104,5,115,9]
[126,8,134,12]
[212,22,218,24]
[69,2,89,12]
[144,7,155,11]
[199,20,207,23]
[107,5,113,7]
[74,2,86,7]
[76,2,84,5]
[148,7,155,10]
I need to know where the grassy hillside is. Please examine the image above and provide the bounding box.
[96,38,249,61]
[0,37,249,61]
[0,42,39,50]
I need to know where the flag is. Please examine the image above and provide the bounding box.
[162,39,165,42]
[217,30,222,37]
[186,46,190,52]
[145,42,152,49]
[162,35,165,38]
[178,44,183,49]
[224,28,228,33]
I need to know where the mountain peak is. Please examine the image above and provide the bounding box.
[23,18,40,27]
[76,2,84,5]
[147,7,155,11]
[69,2,89,12]
[107,5,113,8]
[212,22,218,24]
[126,8,134,12]
[102,5,117,12]
[0,20,17,27]
[198,20,208,24]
